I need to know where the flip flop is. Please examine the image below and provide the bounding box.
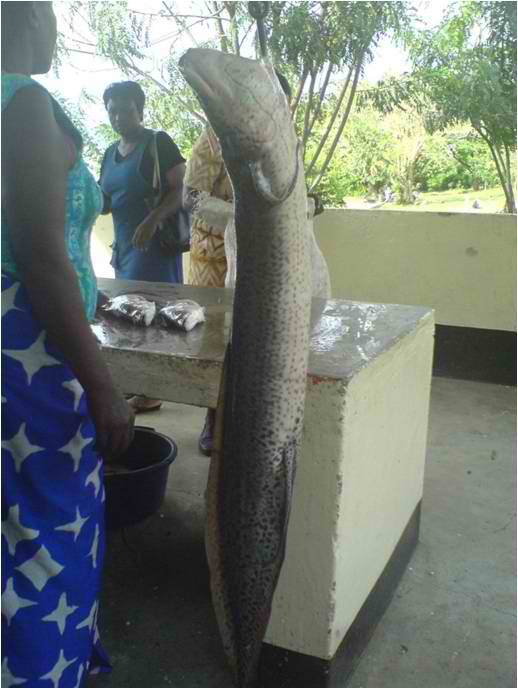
[127,397,162,414]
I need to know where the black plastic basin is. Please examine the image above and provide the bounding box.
[104,426,177,530]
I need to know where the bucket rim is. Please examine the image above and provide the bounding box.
[104,426,177,478]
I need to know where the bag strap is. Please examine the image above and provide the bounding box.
[150,131,162,194]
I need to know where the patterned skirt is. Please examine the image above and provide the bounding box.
[1,273,110,687]
[188,219,228,288]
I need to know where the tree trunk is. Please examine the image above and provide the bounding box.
[475,124,515,213]
[305,63,355,178]
[212,1,229,52]
[291,67,309,119]
[309,54,365,192]
[305,62,333,143]
[503,144,516,213]
[302,70,318,154]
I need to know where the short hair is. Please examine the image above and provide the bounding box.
[275,71,292,99]
[103,81,146,116]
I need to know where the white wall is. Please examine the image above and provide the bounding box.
[314,209,516,332]
[92,209,517,331]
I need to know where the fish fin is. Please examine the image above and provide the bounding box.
[248,141,301,205]
[265,435,298,568]
[234,435,300,688]
[205,343,238,672]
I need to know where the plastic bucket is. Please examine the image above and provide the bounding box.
[104,426,177,530]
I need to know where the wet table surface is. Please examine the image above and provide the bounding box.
[93,278,433,382]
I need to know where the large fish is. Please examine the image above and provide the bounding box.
[179,49,312,687]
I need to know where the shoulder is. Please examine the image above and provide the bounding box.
[153,130,186,165]
[1,73,47,111]
[103,140,119,157]
[155,130,183,154]
[99,143,116,173]
[2,80,56,135]
[155,130,173,144]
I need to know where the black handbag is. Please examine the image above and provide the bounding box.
[148,131,191,255]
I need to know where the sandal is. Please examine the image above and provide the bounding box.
[127,396,162,414]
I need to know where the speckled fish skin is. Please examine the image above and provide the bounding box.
[180,49,311,687]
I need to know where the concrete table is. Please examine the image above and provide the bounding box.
[94,277,435,687]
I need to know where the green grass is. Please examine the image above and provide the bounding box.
[344,186,507,213]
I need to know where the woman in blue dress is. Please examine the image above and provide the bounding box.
[99,80,186,413]
[1,3,134,686]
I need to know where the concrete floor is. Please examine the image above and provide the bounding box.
[87,378,516,688]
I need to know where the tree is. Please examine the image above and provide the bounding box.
[267,1,412,192]
[55,1,412,192]
[384,110,426,204]
[358,0,517,212]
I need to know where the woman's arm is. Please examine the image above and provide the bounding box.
[132,162,186,250]
[195,195,234,233]
[3,86,133,458]
[98,149,112,215]
[132,132,186,250]
[182,186,201,214]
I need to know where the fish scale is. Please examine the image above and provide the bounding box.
[180,48,312,687]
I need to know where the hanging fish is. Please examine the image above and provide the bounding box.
[180,48,312,687]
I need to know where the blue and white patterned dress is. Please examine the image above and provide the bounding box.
[2,74,109,688]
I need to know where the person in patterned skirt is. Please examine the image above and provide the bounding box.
[183,127,234,455]
[1,3,134,686]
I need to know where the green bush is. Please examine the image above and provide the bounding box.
[306,102,503,205]
[415,133,499,192]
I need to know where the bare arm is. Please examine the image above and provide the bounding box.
[155,163,186,222]
[2,86,133,458]
[195,195,234,233]
[98,149,112,215]
[183,185,202,214]
[132,163,186,250]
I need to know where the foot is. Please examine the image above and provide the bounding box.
[127,396,162,414]
[198,409,216,456]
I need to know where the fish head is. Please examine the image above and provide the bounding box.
[180,48,299,204]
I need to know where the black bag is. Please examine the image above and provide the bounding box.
[148,132,191,255]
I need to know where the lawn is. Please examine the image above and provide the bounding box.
[343,186,507,213]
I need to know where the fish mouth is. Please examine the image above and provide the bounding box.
[180,49,237,108]
[179,50,217,102]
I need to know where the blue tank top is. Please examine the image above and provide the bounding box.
[99,132,183,283]
[1,74,102,321]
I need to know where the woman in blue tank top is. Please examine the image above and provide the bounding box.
[99,80,187,413]
[99,81,186,284]
[1,3,134,686]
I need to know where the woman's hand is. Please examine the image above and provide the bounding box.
[96,290,110,310]
[87,386,135,461]
[132,215,158,250]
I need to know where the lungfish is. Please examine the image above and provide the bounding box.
[179,49,312,687]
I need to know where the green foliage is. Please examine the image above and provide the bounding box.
[305,103,502,206]
[55,1,413,196]
[268,2,412,74]
[358,0,517,212]
[53,1,513,209]
[136,78,203,155]
[415,132,499,192]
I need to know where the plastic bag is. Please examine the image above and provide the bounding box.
[224,216,237,289]
[159,300,205,332]
[102,294,156,327]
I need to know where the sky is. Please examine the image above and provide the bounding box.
[37,0,455,134]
